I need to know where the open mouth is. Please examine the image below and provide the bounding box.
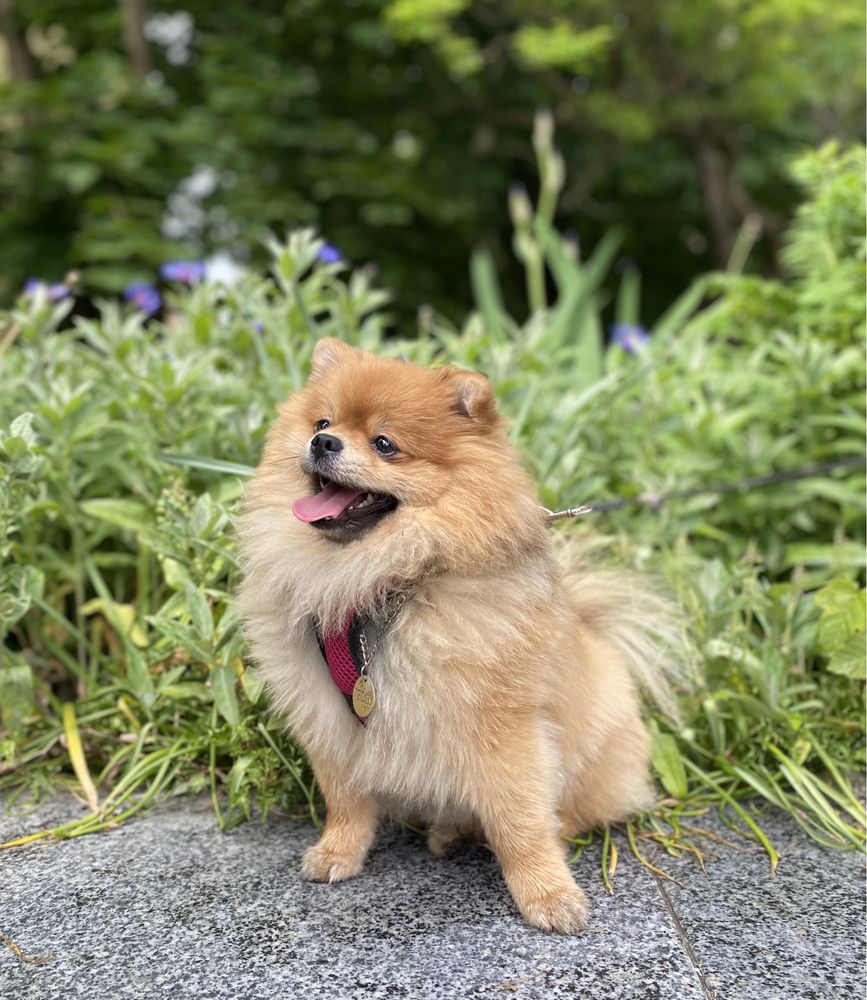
[291,475,398,535]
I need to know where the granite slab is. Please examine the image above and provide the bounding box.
[659,812,867,1000]
[0,796,863,999]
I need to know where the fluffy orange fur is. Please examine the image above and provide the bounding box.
[237,338,678,934]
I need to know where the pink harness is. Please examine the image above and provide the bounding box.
[316,613,369,725]
[315,593,406,725]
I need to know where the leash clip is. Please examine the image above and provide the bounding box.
[542,504,593,522]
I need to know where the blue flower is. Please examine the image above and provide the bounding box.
[610,323,650,354]
[316,243,342,265]
[123,283,162,316]
[24,279,70,302]
[160,260,206,283]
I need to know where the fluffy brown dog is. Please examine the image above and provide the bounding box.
[237,338,676,933]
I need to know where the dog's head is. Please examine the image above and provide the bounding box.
[291,338,506,542]
[239,339,547,621]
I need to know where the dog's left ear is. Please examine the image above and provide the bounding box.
[309,338,362,380]
[444,367,497,423]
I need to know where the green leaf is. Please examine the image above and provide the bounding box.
[815,580,865,654]
[160,557,191,591]
[160,681,213,702]
[148,617,213,664]
[185,581,214,642]
[81,498,155,534]
[158,453,255,477]
[514,22,613,73]
[818,609,859,653]
[9,412,37,443]
[0,566,44,633]
[211,662,241,726]
[240,666,265,704]
[0,656,35,741]
[2,437,29,460]
[615,266,641,327]
[827,634,866,679]
[533,218,580,292]
[124,646,155,709]
[702,697,727,757]
[650,729,688,799]
[227,754,253,801]
[214,607,241,652]
[191,494,213,536]
[470,248,506,344]
[786,543,866,569]
[814,578,860,611]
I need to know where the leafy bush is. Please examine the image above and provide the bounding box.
[0,142,863,862]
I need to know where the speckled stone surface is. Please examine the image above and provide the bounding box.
[0,796,863,999]
[661,814,867,1000]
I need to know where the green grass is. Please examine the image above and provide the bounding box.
[0,137,864,872]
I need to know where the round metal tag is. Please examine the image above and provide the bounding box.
[352,675,376,719]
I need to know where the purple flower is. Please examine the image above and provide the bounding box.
[24,279,70,302]
[611,323,650,354]
[160,260,206,283]
[123,282,162,316]
[316,243,342,265]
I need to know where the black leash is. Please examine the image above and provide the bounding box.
[544,455,866,521]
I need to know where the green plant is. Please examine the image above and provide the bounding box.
[0,141,863,873]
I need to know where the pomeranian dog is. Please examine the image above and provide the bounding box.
[237,338,677,934]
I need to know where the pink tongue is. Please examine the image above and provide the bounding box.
[292,482,365,523]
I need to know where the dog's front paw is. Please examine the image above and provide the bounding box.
[519,884,589,934]
[301,841,365,883]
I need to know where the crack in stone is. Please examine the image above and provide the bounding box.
[654,873,718,1000]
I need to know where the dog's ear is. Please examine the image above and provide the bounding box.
[443,367,497,423]
[309,338,361,380]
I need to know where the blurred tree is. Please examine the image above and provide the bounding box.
[384,0,865,273]
[0,0,863,322]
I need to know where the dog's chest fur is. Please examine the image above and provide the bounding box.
[250,567,560,818]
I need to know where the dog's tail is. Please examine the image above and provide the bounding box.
[558,539,687,720]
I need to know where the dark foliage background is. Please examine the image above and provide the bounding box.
[1,0,864,321]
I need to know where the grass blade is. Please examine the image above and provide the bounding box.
[684,758,780,872]
[158,453,255,477]
[62,703,99,812]
[470,248,507,344]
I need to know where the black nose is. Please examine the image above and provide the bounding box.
[310,433,343,461]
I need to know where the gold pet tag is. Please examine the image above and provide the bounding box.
[352,675,376,718]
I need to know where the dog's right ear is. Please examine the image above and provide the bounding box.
[309,338,361,380]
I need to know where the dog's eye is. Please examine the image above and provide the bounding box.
[313,419,331,431]
[372,435,397,457]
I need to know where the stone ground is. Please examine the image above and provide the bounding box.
[0,795,864,1000]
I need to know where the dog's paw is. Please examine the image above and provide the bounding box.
[519,884,589,934]
[301,842,365,883]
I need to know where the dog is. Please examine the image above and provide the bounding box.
[237,338,677,933]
